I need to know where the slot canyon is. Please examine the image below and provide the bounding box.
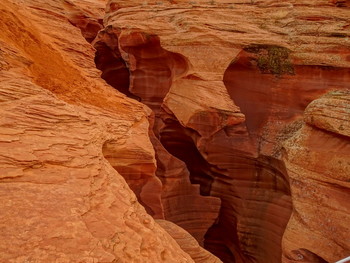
[0,0,349,263]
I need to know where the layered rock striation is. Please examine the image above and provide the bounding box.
[0,0,217,261]
[0,69,194,263]
[282,90,350,263]
[1,0,350,262]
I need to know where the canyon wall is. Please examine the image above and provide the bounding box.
[0,0,349,263]
[98,0,350,262]
[0,0,221,262]
[282,90,350,263]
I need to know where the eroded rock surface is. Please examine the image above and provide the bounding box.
[97,1,350,262]
[157,219,223,263]
[0,0,200,262]
[282,90,350,263]
[0,72,194,263]
[1,0,350,262]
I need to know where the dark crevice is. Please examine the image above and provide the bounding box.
[93,28,222,247]
[92,28,294,263]
[331,0,349,7]
[94,41,140,100]
[160,118,217,196]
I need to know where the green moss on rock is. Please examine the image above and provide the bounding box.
[245,45,294,75]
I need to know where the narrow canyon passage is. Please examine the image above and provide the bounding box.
[85,9,350,263]
[1,1,349,262]
[93,28,295,263]
[94,28,221,246]
[159,116,293,263]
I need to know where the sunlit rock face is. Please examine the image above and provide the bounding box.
[0,0,206,262]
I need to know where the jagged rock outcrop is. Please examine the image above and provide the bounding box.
[99,0,350,262]
[282,90,350,263]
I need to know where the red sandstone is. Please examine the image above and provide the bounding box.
[0,0,349,263]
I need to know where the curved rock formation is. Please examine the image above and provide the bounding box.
[224,45,350,155]
[99,0,350,262]
[94,25,222,245]
[1,0,350,262]
[282,90,350,263]
[64,0,105,42]
[0,0,199,262]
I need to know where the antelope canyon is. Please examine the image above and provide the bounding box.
[0,0,349,263]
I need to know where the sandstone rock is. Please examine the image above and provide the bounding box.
[304,90,350,137]
[157,219,223,263]
[282,90,350,263]
[2,0,350,262]
[100,1,350,262]
[0,71,194,263]
[94,20,222,246]
[0,0,197,262]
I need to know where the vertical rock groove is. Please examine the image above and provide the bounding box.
[93,27,221,247]
[93,28,294,263]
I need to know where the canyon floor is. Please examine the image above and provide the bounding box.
[0,0,349,262]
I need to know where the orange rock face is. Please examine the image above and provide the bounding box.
[0,0,211,262]
[224,47,350,155]
[1,0,350,262]
[97,1,350,262]
[282,91,350,263]
[157,219,223,263]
